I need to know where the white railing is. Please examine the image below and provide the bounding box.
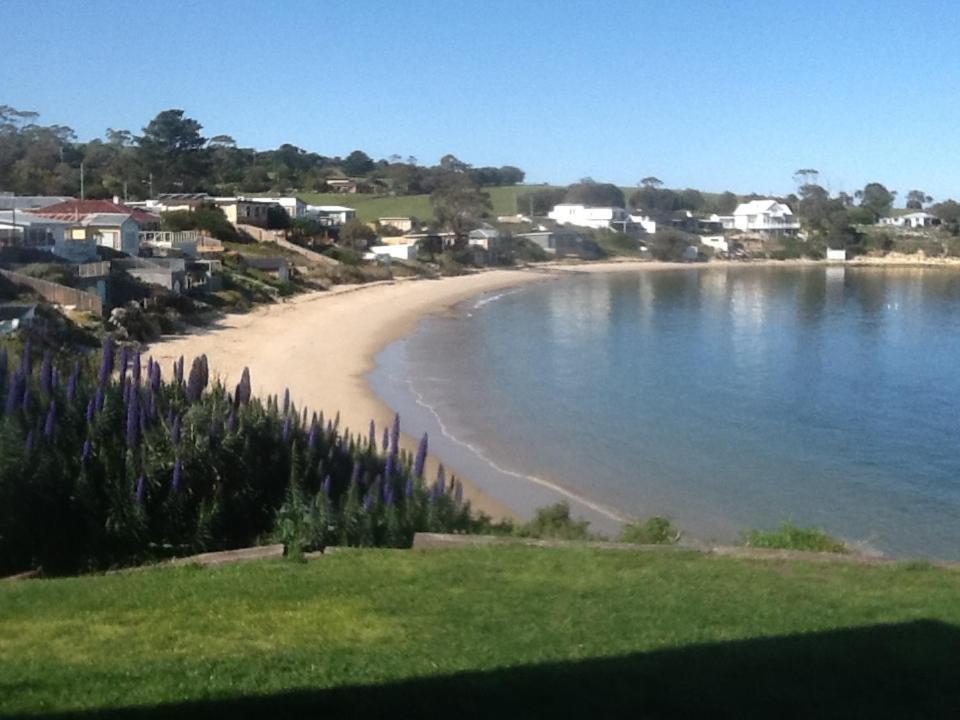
[77,261,111,278]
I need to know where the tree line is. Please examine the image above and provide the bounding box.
[0,106,525,200]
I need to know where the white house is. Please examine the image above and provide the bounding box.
[0,211,98,262]
[379,217,415,233]
[700,235,729,253]
[826,248,847,262]
[879,212,940,229]
[628,213,657,234]
[731,200,799,234]
[365,244,418,262]
[305,205,357,226]
[250,196,306,218]
[547,204,633,232]
[82,213,142,256]
[468,227,500,250]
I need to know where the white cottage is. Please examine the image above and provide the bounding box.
[732,200,799,234]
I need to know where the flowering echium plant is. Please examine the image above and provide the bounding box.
[0,338,471,576]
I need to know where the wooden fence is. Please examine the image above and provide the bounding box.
[0,268,103,315]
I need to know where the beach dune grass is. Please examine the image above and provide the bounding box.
[3,546,960,717]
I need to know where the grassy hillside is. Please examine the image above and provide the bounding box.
[298,186,560,223]
[3,546,960,717]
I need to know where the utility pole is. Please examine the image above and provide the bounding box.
[149,172,154,198]
[80,161,85,200]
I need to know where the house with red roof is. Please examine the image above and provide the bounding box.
[32,199,160,256]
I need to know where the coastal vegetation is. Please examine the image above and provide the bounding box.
[743,522,849,554]
[0,340,478,576]
[3,546,960,717]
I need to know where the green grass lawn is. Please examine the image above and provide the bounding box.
[3,546,960,717]
[297,186,559,223]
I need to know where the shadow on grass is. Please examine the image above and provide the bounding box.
[22,620,960,719]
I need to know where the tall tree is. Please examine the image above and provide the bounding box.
[565,180,625,208]
[430,174,491,236]
[858,182,896,217]
[138,109,208,193]
[905,189,932,210]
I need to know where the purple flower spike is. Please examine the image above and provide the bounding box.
[390,413,400,457]
[282,388,290,416]
[81,439,91,463]
[21,339,33,375]
[150,361,161,394]
[235,367,251,405]
[436,464,446,494]
[172,458,182,491]
[414,433,428,478]
[381,427,389,453]
[43,401,56,439]
[66,362,79,403]
[98,338,113,385]
[95,384,105,412]
[385,453,395,483]
[405,477,414,499]
[119,347,129,384]
[135,475,146,504]
[227,410,237,433]
[20,386,29,413]
[39,353,52,395]
[125,388,139,448]
[307,420,318,451]
[321,475,332,497]
[185,355,208,402]
[171,414,181,445]
[383,483,394,505]
[85,398,95,424]
[131,351,141,384]
[4,373,21,416]
[369,420,376,449]
[282,415,292,442]
[173,356,184,385]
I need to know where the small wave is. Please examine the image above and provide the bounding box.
[472,288,522,310]
[404,378,629,524]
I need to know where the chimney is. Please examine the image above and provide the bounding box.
[113,195,120,205]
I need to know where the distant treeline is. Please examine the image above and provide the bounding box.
[0,106,524,200]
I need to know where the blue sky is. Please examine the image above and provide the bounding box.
[4,0,960,200]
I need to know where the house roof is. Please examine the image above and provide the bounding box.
[34,199,159,225]
[0,304,36,321]
[733,199,791,215]
[0,210,76,228]
[242,256,288,270]
[81,213,135,227]
[309,205,356,213]
[0,195,72,211]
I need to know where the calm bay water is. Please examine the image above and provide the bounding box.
[369,266,960,559]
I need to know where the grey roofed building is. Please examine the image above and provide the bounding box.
[242,256,290,281]
[0,195,72,211]
[0,303,37,334]
[517,230,601,259]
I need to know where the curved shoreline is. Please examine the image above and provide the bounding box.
[147,257,960,528]
[148,269,558,519]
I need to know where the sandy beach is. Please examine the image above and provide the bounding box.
[148,269,560,519]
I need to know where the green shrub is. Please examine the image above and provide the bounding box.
[742,523,848,554]
[514,503,592,541]
[619,517,680,545]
